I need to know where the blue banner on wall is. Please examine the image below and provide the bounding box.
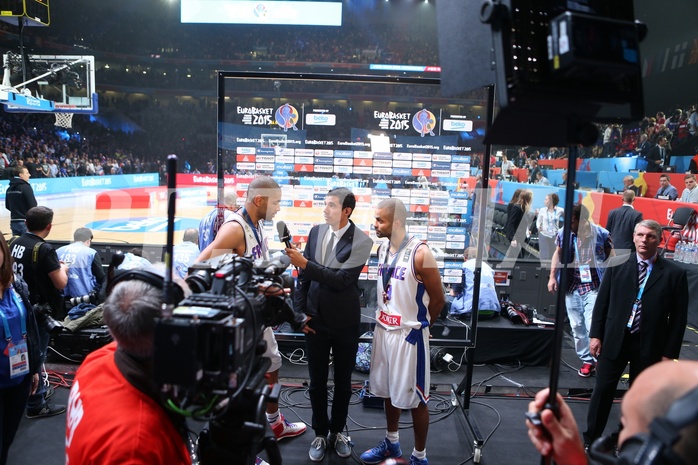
[0,173,160,200]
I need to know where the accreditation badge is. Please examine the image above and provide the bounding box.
[8,340,30,378]
[579,264,592,283]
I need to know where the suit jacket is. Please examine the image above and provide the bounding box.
[293,220,373,330]
[645,145,665,173]
[605,205,642,253]
[504,204,524,242]
[590,254,688,364]
[655,184,678,201]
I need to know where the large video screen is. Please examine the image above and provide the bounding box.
[218,72,489,288]
[181,0,342,26]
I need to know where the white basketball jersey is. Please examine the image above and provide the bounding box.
[224,209,269,260]
[375,236,431,331]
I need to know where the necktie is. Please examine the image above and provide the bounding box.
[631,261,648,333]
[323,232,336,266]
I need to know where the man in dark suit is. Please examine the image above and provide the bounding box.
[528,159,542,184]
[605,190,643,255]
[645,136,668,173]
[583,219,688,445]
[286,187,373,462]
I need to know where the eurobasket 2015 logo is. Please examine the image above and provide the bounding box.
[254,4,268,18]
[275,104,299,132]
[413,109,436,137]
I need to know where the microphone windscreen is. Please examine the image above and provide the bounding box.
[276,221,290,240]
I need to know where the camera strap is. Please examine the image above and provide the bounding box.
[8,236,47,265]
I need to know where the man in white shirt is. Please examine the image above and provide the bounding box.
[500,154,515,179]
[680,174,698,203]
[535,171,551,186]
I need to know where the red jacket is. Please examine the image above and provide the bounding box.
[65,342,191,465]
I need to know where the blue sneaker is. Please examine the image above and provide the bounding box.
[360,438,402,464]
[410,455,428,465]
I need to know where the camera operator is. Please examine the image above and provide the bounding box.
[196,176,307,441]
[526,360,698,465]
[65,267,191,464]
[8,206,68,419]
[56,227,105,305]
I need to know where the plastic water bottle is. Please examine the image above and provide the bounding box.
[681,241,689,263]
[692,242,698,265]
[675,241,684,262]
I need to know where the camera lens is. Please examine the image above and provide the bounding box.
[44,315,64,335]
[185,269,212,294]
[69,294,91,306]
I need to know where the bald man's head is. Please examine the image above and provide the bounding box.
[619,361,698,464]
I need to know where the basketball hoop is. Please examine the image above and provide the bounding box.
[54,112,73,128]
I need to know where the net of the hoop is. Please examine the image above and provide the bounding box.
[54,112,73,128]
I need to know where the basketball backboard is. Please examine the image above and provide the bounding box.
[1,54,97,113]
[0,0,50,27]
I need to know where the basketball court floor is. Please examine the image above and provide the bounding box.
[0,186,379,251]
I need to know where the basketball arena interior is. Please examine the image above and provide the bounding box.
[1,1,698,464]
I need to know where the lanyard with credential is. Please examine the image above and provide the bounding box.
[1,287,27,344]
[572,233,582,264]
[240,207,266,256]
[381,237,410,302]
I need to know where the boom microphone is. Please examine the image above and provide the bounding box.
[276,221,292,248]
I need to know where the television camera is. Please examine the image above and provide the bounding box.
[153,252,305,465]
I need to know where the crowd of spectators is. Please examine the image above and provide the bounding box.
[0,110,166,180]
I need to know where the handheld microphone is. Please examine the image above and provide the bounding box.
[277,221,292,248]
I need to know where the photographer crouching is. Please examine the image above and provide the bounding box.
[57,227,105,311]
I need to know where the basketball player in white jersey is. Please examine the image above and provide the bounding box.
[360,198,445,465]
[196,176,307,441]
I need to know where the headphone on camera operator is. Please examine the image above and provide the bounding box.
[589,387,698,465]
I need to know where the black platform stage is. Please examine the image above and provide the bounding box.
[431,316,554,366]
[275,309,555,368]
[13,322,698,465]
